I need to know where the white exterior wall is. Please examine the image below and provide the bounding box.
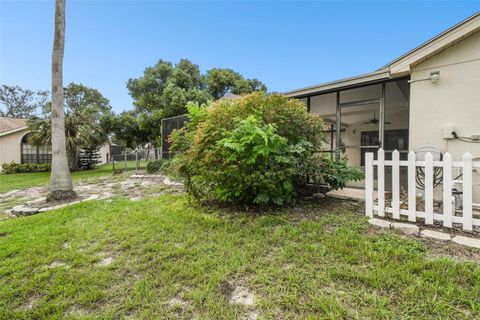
[1,130,111,172]
[409,31,480,200]
[0,129,28,170]
[98,143,110,164]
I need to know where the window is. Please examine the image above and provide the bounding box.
[21,133,52,164]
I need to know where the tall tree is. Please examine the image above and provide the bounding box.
[47,0,76,201]
[63,82,111,115]
[0,85,48,118]
[29,83,110,170]
[29,104,108,171]
[205,68,267,99]
[127,59,267,118]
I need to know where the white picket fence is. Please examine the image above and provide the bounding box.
[365,149,480,231]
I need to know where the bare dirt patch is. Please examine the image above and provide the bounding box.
[219,280,259,319]
[21,295,40,310]
[369,226,480,262]
[1,173,184,219]
[168,295,189,308]
[220,280,256,306]
[423,238,480,262]
[66,305,89,317]
[94,251,115,266]
[98,256,114,266]
[46,260,70,269]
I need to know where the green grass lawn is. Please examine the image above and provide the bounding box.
[0,195,479,319]
[0,164,118,193]
[0,161,150,193]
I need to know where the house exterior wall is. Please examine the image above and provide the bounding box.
[409,30,480,200]
[0,129,28,170]
[1,129,111,172]
[98,143,110,164]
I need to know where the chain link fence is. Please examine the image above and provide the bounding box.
[112,150,151,173]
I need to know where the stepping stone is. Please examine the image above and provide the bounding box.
[0,190,20,199]
[97,256,114,266]
[420,229,451,241]
[82,195,99,201]
[392,222,420,235]
[452,236,480,249]
[11,205,39,216]
[368,218,391,229]
[38,200,82,213]
[163,177,183,187]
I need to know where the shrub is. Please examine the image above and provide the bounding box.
[302,155,364,190]
[170,92,363,206]
[2,162,51,174]
[146,159,165,173]
[213,115,309,205]
[78,148,101,170]
[158,158,182,180]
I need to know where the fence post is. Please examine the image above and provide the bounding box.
[424,152,434,225]
[377,148,385,217]
[442,153,453,228]
[407,151,416,222]
[112,156,115,172]
[365,152,374,218]
[135,152,139,172]
[463,152,473,231]
[124,152,128,172]
[392,150,400,219]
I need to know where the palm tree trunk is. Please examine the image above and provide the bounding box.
[47,0,76,202]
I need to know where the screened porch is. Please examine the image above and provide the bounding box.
[290,76,410,190]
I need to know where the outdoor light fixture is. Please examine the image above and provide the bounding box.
[408,70,440,84]
[430,71,440,83]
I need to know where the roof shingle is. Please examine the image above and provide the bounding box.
[0,117,28,134]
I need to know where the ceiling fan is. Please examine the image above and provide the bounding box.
[364,112,391,125]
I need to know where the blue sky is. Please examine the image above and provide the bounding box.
[1,1,479,113]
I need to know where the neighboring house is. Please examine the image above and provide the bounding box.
[285,12,480,199]
[0,116,112,170]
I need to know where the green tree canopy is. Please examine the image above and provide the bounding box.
[126,59,267,118]
[63,83,111,115]
[0,85,49,118]
[205,68,267,99]
[107,59,267,150]
[28,83,111,170]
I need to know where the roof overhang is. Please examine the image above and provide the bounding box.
[0,126,29,138]
[284,69,391,98]
[284,12,480,99]
[384,12,480,75]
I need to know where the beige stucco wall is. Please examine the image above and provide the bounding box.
[409,31,480,200]
[0,129,28,170]
[1,130,111,172]
[98,143,110,164]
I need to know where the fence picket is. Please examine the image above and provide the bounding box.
[463,152,473,231]
[392,150,400,219]
[365,153,374,218]
[442,153,453,228]
[365,149,477,231]
[407,151,416,222]
[377,148,385,217]
[424,152,434,225]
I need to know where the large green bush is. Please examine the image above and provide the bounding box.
[170,92,363,206]
[2,162,51,174]
[146,159,165,173]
